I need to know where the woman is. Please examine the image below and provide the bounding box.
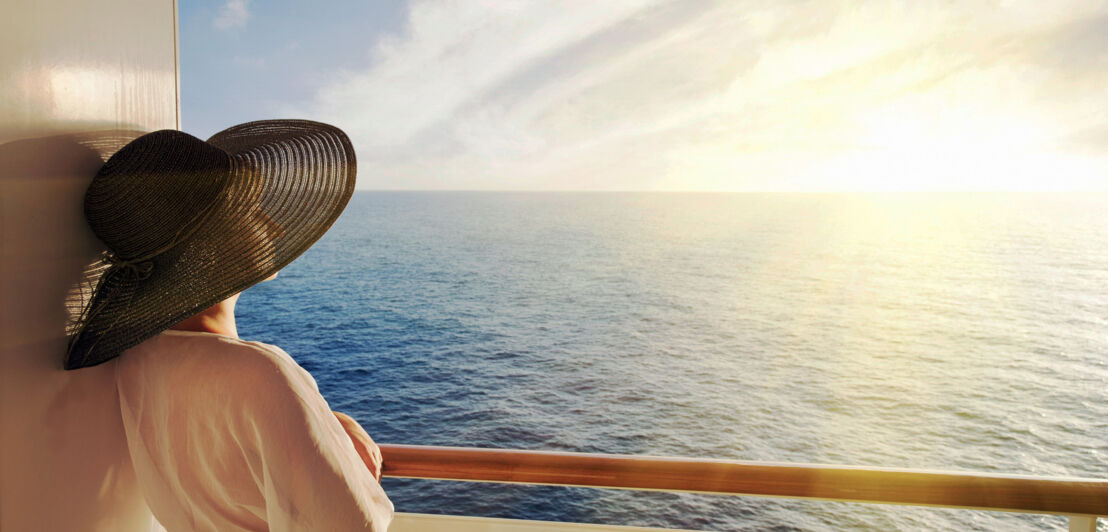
[66,120,393,531]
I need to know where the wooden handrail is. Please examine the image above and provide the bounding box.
[379,444,1108,517]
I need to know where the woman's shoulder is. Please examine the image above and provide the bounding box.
[140,329,291,360]
[118,330,317,395]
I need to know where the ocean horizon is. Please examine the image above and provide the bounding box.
[238,191,1107,531]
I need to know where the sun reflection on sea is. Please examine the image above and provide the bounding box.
[247,191,1108,530]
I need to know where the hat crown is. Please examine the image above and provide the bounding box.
[84,130,231,261]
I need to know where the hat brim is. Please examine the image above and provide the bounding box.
[65,120,356,370]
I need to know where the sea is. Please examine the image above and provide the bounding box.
[237,191,1107,531]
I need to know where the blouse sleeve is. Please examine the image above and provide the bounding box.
[232,342,394,531]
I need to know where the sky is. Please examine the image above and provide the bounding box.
[179,1,1108,192]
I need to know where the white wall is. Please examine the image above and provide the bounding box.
[0,1,178,530]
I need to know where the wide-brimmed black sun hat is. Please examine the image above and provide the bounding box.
[65,120,356,370]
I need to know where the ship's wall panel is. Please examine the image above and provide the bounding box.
[0,1,177,530]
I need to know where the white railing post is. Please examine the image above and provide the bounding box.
[1068,515,1097,532]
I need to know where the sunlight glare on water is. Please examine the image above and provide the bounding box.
[240,191,1108,531]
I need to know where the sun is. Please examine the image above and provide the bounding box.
[816,105,1085,192]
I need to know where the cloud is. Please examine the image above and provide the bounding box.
[292,0,1108,191]
[213,0,250,30]
[300,1,667,145]
[1061,126,1108,154]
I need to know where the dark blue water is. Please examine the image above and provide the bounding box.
[238,191,1108,531]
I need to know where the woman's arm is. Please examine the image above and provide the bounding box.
[333,411,383,481]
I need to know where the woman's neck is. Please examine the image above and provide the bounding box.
[170,293,240,338]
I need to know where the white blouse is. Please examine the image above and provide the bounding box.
[116,330,393,531]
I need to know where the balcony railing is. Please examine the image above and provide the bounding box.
[379,444,1107,531]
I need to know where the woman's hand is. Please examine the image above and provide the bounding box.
[332,411,383,481]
